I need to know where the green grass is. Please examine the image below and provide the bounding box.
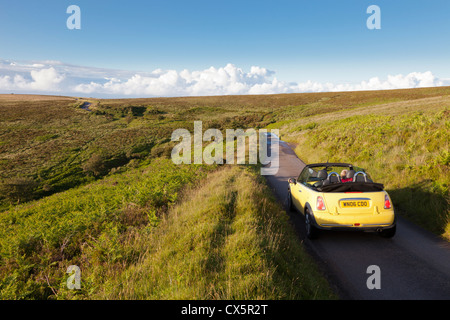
[0,161,335,300]
[96,165,335,300]
[0,159,214,299]
[0,95,275,210]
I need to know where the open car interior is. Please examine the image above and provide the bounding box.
[300,163,385,192]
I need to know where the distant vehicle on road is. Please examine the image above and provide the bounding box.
[287,162,396,239]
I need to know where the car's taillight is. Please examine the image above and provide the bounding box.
[316,196,326,210]
[384,194,391,209]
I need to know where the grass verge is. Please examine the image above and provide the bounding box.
[0,160,335,299]
[99,165,336,299]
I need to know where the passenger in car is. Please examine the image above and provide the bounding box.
[340,169,353,183]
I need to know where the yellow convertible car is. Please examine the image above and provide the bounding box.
[287,163,396,239]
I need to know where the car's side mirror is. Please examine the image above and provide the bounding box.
[288,178,296,184]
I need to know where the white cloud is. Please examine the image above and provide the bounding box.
[72,64,447,97]
[30,67,65,90]
[0,66,65,92]
[72,63,277,96]
[0,58,448,97]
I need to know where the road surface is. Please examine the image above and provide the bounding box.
[265,138,450,300]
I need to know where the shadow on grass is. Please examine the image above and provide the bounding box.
[204,189,238,277]
[387,179,449,237]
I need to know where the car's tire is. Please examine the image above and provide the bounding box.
[305,210,319,239]
[380,225,396,238]
[286,189,294,212]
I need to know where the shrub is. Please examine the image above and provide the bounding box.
[82,154,106,176]
[0,177,38,204]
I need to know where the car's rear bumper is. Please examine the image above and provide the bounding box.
[311,212,396,232]
[315,222,396,232]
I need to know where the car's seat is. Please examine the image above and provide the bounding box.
[347,169,356,180]
[317,169,328,180]
[313,169,328,188]
[322,172,341,186]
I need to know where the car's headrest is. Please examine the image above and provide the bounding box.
[329,175,340,183]
[347,169,356,179]
[317,169,328,180]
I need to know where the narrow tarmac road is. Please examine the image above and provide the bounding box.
[265,138,450,300]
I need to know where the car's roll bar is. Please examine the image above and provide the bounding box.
[327,172,341,182]
[353,171,368,182]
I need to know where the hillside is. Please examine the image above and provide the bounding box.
[0,87,448,299]
[1,87,449,210]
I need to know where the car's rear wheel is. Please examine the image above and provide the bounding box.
[305,210,319,239]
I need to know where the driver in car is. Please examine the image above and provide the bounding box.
[340,169,353,183]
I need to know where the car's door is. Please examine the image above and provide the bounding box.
[291,167,310,214]
[290,180,302,212]
[297,179,310,214]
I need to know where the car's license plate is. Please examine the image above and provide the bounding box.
[340,200,370,208]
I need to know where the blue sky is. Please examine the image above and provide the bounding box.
[0,0,449,97]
